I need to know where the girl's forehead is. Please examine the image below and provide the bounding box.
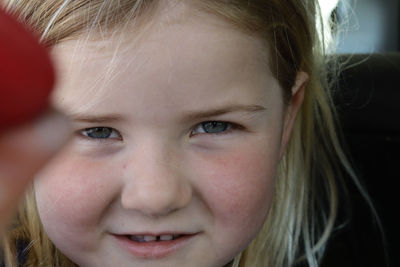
[53,2,267,59]
[52,0,269,59]
[50,4,275,116]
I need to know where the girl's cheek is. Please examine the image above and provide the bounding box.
[34,149,120,229]
[190,139,280,231]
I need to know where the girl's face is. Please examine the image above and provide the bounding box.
[34,4,303,267]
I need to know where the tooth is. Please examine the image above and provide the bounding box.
[144,235,157,242]
[130,235,157,242]
[160,235,173,241]
[130,235,145,242]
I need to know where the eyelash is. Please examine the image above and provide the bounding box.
[189,121,241,137]
[79,127,122,141]
[78,121,242,141]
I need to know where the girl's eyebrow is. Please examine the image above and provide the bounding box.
[68,105,266,123]
[70,114,125,123]
[181,104,266,122]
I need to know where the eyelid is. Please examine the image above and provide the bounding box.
[190,121,243,137]
[79,127,123,141]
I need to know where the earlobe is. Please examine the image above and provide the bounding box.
[279,71,308,160]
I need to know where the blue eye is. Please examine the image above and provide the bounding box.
[81,127,122,140]
[191,121,233,136]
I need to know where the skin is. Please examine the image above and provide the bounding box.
[0,111,68,232]
[0,8,67,232]
[34,3,306,267]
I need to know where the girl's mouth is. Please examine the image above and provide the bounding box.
[113,233,198,258]
[129,234,184,242]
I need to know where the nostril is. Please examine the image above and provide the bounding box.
[120,177,192,216]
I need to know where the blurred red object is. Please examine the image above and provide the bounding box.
[0,8,55,130]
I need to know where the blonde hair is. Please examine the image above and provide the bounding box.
[1,0,361,266]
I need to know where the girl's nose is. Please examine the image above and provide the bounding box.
[120,146,192,217]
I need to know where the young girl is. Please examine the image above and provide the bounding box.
[1,0,357,266]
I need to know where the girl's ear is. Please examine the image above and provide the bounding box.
[279,71,308,160]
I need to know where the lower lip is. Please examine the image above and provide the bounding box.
[113,234,197,259]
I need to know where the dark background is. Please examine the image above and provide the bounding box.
[321,1,399,266]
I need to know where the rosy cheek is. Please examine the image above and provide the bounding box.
[34,152,119,232]
[191,141,279,234]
